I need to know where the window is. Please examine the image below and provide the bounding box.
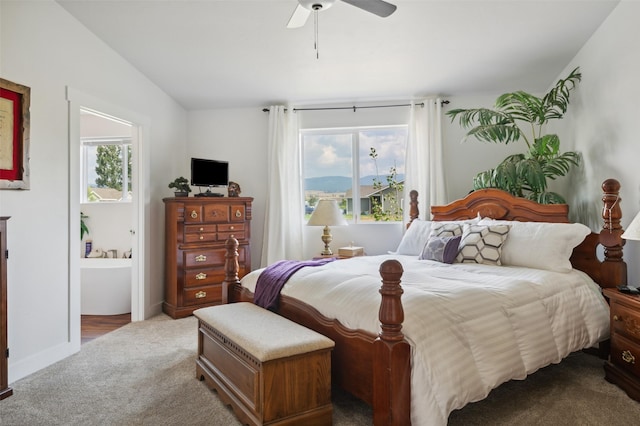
[302,125,407,223]
[81,137,132,203]
[80,108,133,203]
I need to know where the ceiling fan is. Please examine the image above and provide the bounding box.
[287,0,397,29]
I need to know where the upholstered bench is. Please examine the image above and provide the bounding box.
[194,302,335,426]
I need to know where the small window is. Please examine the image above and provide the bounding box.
[302,126,407,223]
[80,108,133,203]
[81,138,132,203]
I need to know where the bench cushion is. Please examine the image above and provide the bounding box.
[194,302,334,362]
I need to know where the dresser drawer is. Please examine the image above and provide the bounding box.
[218,231,245,241]
[183,247,247,268]
[218,223,244,233]
[184,205,204,223]
[184,232,218,243]
[184,269,225,288]
[183,285,222,306]
[611,301,640,343]
[611,333,640,377]
[185,224,217,234]
[184,249,226,268]
[230,205,246,222]
[203,204,229,222]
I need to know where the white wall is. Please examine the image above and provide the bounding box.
[187,108,269,269]
[0,0,186,382]
[187,99,524,263]
[80,203,132,258]
[553,0,640,285]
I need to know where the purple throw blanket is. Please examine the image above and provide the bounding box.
[254,258,336,311]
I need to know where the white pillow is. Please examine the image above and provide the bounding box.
[478,218,592,272]
[394,219,432,255]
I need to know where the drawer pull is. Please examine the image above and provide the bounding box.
[230,226,235,230]
[199,227,204,231]
[195,273,207,280]
[622,350,636,364]
[191,210,198,219]
[199,235,204,240]
[195,254,207,262]
[614,315,621,321]
[235,209,242,218]
[195,291,207,299]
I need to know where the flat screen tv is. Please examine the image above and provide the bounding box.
[190,158,229,188]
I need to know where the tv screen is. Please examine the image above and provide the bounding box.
[190,158,229,187]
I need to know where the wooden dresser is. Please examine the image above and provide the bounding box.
[163,197,252,319]
[604,287,640,401]
[1,217,12,400]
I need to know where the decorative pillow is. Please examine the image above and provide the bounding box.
[393,219,432,255]
[394,216,481,256]
[429,215,481,239]
[455,224,511,266]
[477,218,591,272]
[419,235,462,264]
[430,222,464,238]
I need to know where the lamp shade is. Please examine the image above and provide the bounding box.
[307,200,348,226]
[622,211,640,241]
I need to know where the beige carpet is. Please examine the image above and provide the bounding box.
[1,313,639,425]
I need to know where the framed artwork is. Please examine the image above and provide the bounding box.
[0,78,30,190]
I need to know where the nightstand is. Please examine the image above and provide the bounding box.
[603,287,640,401]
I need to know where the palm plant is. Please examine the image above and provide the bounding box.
[447,67,582,204]
[81,212,89,240]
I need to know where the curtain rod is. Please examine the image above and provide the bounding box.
[261,100,449,113]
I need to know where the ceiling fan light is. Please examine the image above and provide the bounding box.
[298,0,336,12]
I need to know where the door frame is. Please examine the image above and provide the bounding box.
[67,87,149,348]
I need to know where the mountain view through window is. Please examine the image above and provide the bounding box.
[302,126,407,222]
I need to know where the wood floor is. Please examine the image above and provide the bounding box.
[81,313,131,344]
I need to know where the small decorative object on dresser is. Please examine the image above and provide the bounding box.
[163,196,253,318]
[168,176,191,197]
[604,287,640,401]
[227,181,241,197]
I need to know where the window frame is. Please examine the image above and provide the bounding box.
[301,124,407,224]
[80,136,132,203]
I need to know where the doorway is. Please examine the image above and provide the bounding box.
[67,87,148,348]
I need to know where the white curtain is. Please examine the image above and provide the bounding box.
[404,98,446,222]
[260,106,304,266]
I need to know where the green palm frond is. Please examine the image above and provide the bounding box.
[542,67,582,121]
[448,67,582,204]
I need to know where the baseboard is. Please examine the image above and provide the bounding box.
[9,340,79,384]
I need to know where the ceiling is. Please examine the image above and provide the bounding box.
[56,0,619,110]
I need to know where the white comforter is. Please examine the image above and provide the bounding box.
[241,254,610,425]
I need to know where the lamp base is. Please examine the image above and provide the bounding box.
[320,225,333,255]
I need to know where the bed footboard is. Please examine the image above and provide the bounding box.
[223,239,411,426]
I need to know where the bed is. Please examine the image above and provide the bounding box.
[220,178,626,425]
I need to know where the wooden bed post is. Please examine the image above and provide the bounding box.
[373,259,411,426]
[222,236,240,304]
[408,190,419,229]
[600,178,627,288]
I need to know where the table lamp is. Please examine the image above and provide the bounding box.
[622,211,640,241]
[307,199,348,256]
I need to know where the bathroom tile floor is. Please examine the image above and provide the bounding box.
[81,313,131,344]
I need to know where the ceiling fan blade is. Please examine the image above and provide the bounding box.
[287,4,311,28]
[340,0,397,18]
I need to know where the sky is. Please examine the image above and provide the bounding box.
[302,126,407,180]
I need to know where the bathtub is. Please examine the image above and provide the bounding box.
[80,258,132,315]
